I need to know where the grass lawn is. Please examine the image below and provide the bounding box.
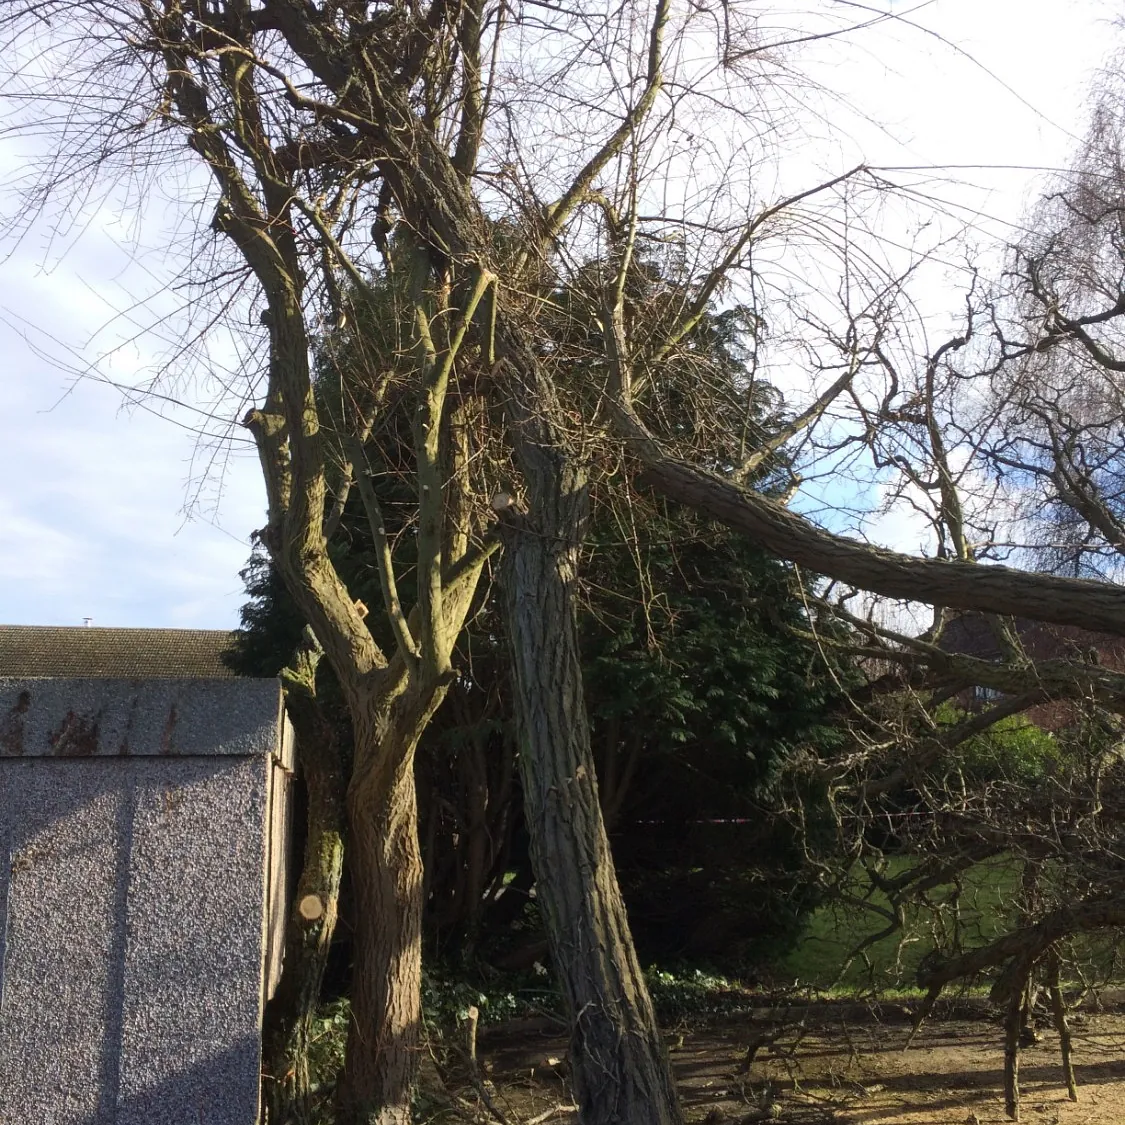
[777,854,1024,993]
[778,854,1125,996]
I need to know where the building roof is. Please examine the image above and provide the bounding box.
[938,613,1125,666]
[0,625,239,679]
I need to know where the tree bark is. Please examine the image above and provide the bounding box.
[1046,949,1078,1102]
[460,723,491,960]
[1004,984,1023,1121]
[261,641,347,1124]
[336,684,449,1125]
[628,446,1125,635]
[498,432,683,1125]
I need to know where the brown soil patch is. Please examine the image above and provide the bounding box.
[461,1008,1125,1124]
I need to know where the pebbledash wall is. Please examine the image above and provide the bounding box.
[0,676,293,1125]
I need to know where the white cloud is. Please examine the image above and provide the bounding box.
[0,266,264,627]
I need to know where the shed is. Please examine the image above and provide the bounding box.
[0,649,292,1124]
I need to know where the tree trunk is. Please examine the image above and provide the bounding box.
[621,425,1125,636]
[1004,984,1023,1121]
[336,686,448,1125]
[1046,949,1078,1102]
[261,642,347,1124]
[498,443,684,1125]
[460,727,490,960]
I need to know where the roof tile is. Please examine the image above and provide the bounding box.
[0,626,239,679]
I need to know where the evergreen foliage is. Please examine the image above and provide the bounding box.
[581,498,845,965]
[227,257,849,972]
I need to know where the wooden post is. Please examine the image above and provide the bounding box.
[465,1004,479,1065]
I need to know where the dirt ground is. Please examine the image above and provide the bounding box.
[463,1005,1125,1125]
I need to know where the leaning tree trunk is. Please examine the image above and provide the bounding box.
[261,639,347,1124]
[498,438,684,1125]
[336,684,450,1125]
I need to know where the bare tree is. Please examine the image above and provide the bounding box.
[13,3,1125,1124]
[5,5,503,1120]
[677,71,1125,1112]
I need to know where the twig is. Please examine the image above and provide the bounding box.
[525,1104,578,1125]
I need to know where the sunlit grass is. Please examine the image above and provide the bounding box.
[778,855,1022,993]
[777,854,1125,997]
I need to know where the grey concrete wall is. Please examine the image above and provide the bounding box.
[0,678,290,1125]
[0,677,283,758]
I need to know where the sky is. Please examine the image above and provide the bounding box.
[0,0,1118,630]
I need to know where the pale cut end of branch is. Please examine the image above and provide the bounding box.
[490,491,515,511]
[298,893,325,921]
